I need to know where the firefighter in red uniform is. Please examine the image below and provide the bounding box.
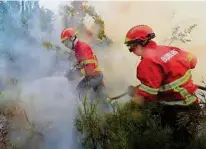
[60,27,108,102]
[125,25,201,148]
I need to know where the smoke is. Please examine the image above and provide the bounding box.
[20,77,81,149]
[86,1,206,95]
[2,1,206,149]
[0,1,81,149]
[18,11,82,149]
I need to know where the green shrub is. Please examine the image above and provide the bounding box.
[75,100,175,149]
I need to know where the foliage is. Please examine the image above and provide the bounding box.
[75,99,182,149]
[58,0,113,45]
[168,23,197,45]
[0,74,49,149]
[75,96,105,149]
[0,89,45,149]
[0,0,55,83]
[0,1,52,140]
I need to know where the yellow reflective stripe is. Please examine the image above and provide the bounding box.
[94,67,101,72]
[174,86,188,97]
[139,84,159,95]
[80,59,97,66]
[174,86,196,105]
[160,83,197,106]
[160,70,191,91]
[159,95,196,106]
[187,53,193,62]
[80,67,101,76]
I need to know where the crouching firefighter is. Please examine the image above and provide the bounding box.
[124,25,201,147]
[60,27,110,104]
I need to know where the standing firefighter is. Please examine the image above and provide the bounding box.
[125,25,201,147]
[61,27,108,102]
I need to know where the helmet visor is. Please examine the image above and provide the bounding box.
[126,38,146,52]
[126,41,140,52]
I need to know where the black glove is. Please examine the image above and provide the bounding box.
[128,85,137,97]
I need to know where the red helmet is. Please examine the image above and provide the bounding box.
[124,25,155,47]
[61,28,78,42]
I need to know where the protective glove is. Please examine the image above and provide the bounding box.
[131,96,145,105]
[128,85,137,97]
[73,63,82,69]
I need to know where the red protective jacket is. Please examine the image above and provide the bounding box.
[74,40,101,76]
[136,41,198,106]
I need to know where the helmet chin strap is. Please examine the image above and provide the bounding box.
[71,36,77,50]
[142,33,156,47]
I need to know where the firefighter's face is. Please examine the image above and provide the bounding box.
[132,45,144,56]
[62,38,73,50]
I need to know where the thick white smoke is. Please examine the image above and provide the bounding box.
[0,1,81,149]
[20,77,81,149]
